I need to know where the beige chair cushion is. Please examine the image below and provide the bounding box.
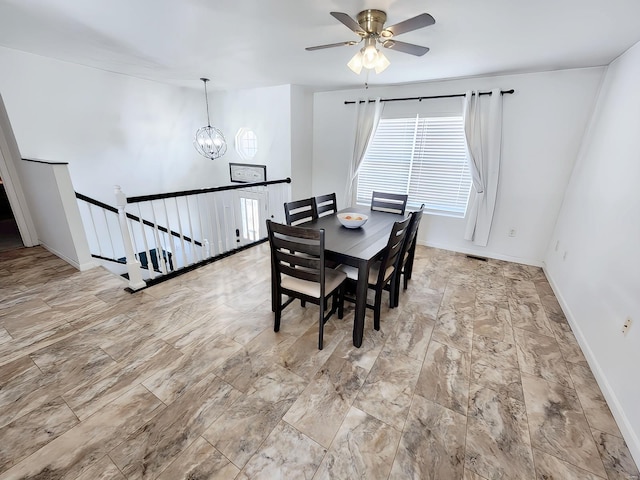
[338,262,395,285]
[371,263,395,284]
[281,268,347,298]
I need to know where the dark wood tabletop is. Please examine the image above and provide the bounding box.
[304,206,397,260]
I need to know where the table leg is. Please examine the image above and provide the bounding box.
[353,259,369,348]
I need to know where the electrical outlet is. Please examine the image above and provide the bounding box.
[508,228,516,237]
[622,317,633,335]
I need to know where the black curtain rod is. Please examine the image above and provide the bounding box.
[344,89,515,105]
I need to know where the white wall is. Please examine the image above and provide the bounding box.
[14,160,94,270]
[312,68,605,265]
[0,46,293,205]
[215,84,293,184]
[545,41,640,465]
[290,85,313,200]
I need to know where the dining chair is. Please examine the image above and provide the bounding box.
[392,204,425,307]
[267,220,347,350]
[339,215,412,330]
[314,193,337,218]
[284,198,317,226]
[371,191,408,215]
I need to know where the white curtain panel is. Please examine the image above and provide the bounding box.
[345,97,384,206]
[463,88,503,246]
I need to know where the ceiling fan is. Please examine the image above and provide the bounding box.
[306,10,435,74]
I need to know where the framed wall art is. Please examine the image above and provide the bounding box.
[229,163,267,183]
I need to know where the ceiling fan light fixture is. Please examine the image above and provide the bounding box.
[347,42,390,75]
[309,9,434,76]
[347,51,364,74]
[374,51,390,73]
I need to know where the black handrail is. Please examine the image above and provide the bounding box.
[75,192,203,247]
[91,253,126,264]
[76,192,118,213]
[22,158,69,165]
[126,177,291,203]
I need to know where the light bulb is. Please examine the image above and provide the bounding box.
[362,45,379,69]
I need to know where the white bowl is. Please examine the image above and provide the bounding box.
[337,212,368,229]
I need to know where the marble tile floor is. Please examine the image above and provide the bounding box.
[0,244,638,479]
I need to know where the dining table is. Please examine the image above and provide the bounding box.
[298,205,404,348]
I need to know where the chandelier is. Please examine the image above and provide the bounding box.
[194,78,227,160]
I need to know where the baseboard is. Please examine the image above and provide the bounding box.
[417,240,543,267]
[78,259,99,271]
[39,242,85,271]
[544,267,640,468]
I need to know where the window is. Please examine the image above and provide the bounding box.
[357,115,471,217]
[239,196,260,241]
[235,128,258,161]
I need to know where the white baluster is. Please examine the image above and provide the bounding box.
[103,208,117,259]
[136,203,156,280]
[86,204,103,258]
[114,186,146,290]
[211,193,223,256]
[162,199,177,270]
[195,194,206,261]
[184,197,196,263]
[150,201,168,274]
[173,197,188,266]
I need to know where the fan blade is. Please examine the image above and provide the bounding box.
[305,40,359,51]
[382,40,430,56]
[382,13,435,37]
[330,11,366,35]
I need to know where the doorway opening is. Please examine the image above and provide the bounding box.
[0,175,23,252]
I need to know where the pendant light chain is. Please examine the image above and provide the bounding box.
[201,77,212,127]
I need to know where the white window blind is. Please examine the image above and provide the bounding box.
[357,115,472,217]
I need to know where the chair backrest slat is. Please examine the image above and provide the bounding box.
[284,198,318,226]
[267,220,325,287]
[314,193,337,218]
[371,191,408,215]
[377,215,412,284]
[279,262,321,283]
[274,236,321,257]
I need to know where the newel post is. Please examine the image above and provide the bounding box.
[114,185,146,291]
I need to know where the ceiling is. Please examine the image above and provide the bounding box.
[1,0,640,92]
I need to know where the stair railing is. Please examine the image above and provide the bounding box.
[76,178,291,290]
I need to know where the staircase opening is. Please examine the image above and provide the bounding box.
[0,175,23,252]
